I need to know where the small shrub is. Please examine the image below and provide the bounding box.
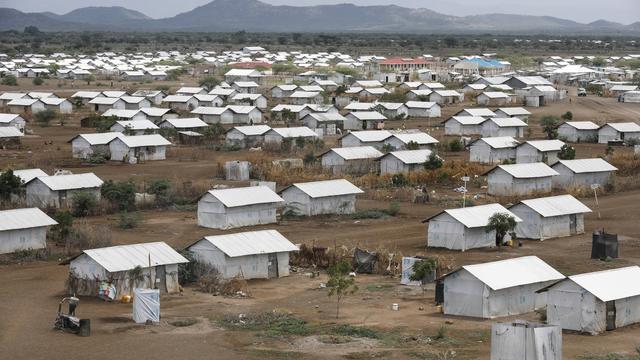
[88,150,108,164]
[391,173,408,187]
[32,77,44,86]
[117,211,140,229]
[424,152,443,169]
[448,139,463,152]
[71,191,98,217]
[303,152,316,165]
[35,109,57,127]
[65,223,112,251]
[405,140,420,150]
[1,75,17,86]
[561,111,573,120]
[101,180,136,211]
[558,144,576,160]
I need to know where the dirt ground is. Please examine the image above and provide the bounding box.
[1,90,640,359]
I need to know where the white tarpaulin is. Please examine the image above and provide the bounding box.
[491,320,562,360]
[133,288,160,324]
[401,257,422,286]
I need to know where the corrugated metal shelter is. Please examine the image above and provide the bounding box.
[187,230,298,279]
[264,127,319,144]
[443,116,485,135]
[481,117,527,138]
[225,125,271,148]
[110,120,159,135]
[197,186,284,229]
[10,168,48,183]
[26,173,104,208]
[301,112,346,136]
[64,242,188,299]
[340,130,391,149]
[551,158,617,189]
[469,136,519,164]
[509,195,591,240]
[424,203,522,251]
[280,179,363,216]
[597,122,640,144]
[515,140,565,165]
[546,266,640,335]
[0,208,57,254]
[441,256,564,318]
[557,121,599,143]
[384,131,439,150]
[69,133,122,159]
[484,163,558,196]
[320,146,383,175]
[108,134,171,164]
[379,149,435,175]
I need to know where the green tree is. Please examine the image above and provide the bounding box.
[423,152,443,170]
[409,258,437,298]
[486,213,518,247]
[101,180,136,211]
[561,111,573,120]
[541,115,559,139]
[558,144,576,160]
[32,77,44,86]
[49,211,73,244]
[147,179,173,206]
[0,170,24,201]
[198,76,220,91]
[35,109,57,127]
[327,259,358,319]
[71,191,98,217]
[24,26,41,36]
[405,141,420,150]
[448,139,463,152]
[1,75,18,86]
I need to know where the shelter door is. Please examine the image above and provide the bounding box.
[606,301,616,331]
[267,253,279,279]
[156,266,167,293]
[569,214,577,235]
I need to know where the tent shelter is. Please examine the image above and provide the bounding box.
[484,163,558,196]
[423,203,522,251]
[26,173,104,208]
[0,208,57,254]
[509,195,591,240]
[63,242,188,299]
[545,266,640,335]
[186,230,298,279]
[440,256,564,318]
[551,158,617,189]
[197,186,284,229]
[280,179,363,216]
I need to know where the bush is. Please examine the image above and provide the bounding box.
[88,150,109,164]
[448,139,463,152]
[1,75,17,86]
[0,169,24,201]
[303,152,316,165]
[117,211,140,229]
[101,180,136,211]
[147,179,174,207]
[423,152,443,169]
[49,211,74,244]
[71,191,98,217]
[558,144,576,160]
[391,173,408,187]
[198,76,220,90]
[65,223,112,251]
[32,77,44,86]
[561,111,573,120]
[405,140,420,150]
[35,109,57,127]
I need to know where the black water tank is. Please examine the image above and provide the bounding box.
[591,230,618,260]
[78,319,90,337]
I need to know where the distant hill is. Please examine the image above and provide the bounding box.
[48,6,151,26]
[0,0,638,34]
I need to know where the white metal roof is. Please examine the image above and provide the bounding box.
[290,91,320,98]
[267,127,318,138]
[191,106,226,115]
[102,109,143,119]
[431,203,522,228]
[520,140,565,152]
[434,90,462,97]
[496,107,531,116]
[40,97,69,106]
[304,113,346,122]
[160,118,208,129]
[384,149,434,164]
[328,146,384,160]
[487,117,528,127]
[448,116,486,125]
[82,242,188,273]
[139,107,172,117]
[163,95,193,103]
[205,186,284,208]
[460,108,496,117]
[113,120,158,131]
[389,131,439,145]
[344,130,392,142]
[72,132,122,145]
[0,208,57,231]
[230,125,271,136]
[345,102,376,111]
[553,158,618,173]
[462,256,564,291]
[34,173,104,191]
[10,168,48,183]
[604,122,640,133]
[113,134,171,147]
[0,127,24,138]
[200,230,297,258]
[405,101,437,109]
[347,111,387,121]
[7,98,40,106]
[476,136,519,149]
[568,266,640,302]
[89,97,122,105]
[120,96,146,104]
[233,81,259,88]
[176,86,205,94]
[493,163,559,178]
[562,121,599,130]
[480,91,510,99]
[288,179,363,198]
[226,105,259,114]
[517,194,591,217]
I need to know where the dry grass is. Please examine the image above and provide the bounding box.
[609,152,640,177]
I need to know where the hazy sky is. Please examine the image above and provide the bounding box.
[1,0,638,24]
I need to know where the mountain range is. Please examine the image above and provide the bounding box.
[0,0,638,34]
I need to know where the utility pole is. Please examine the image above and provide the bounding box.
[591,184,601,219]
[461,175,470,208]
